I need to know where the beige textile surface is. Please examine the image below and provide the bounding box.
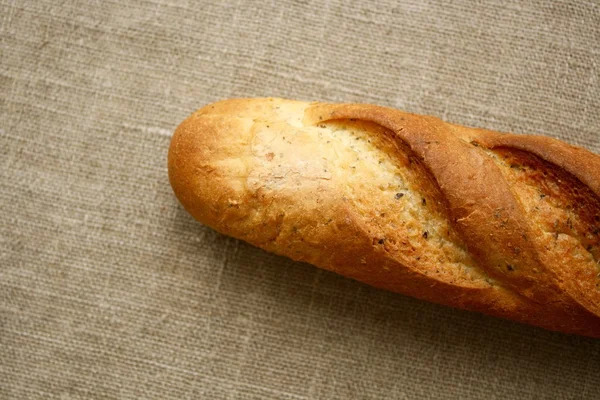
[2,0,600,398]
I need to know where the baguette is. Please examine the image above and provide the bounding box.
[168,98,600,337]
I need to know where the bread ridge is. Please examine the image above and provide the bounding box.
[168,97,600,337]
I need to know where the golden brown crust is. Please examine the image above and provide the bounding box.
[169,98,600,337]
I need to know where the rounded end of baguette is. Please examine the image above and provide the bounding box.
[167,98,311,236]
[168,101,250,230]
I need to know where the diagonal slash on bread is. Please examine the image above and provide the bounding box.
[168,98,600,337]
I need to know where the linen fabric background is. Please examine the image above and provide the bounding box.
[2,0,600,399]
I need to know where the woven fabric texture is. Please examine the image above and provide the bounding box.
[2,0,599,398]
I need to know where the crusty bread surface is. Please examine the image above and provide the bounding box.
[168,98,600,337]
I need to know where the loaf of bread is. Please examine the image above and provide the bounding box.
[168,98,600,337]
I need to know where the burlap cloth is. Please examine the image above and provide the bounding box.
[2,1,599,398]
